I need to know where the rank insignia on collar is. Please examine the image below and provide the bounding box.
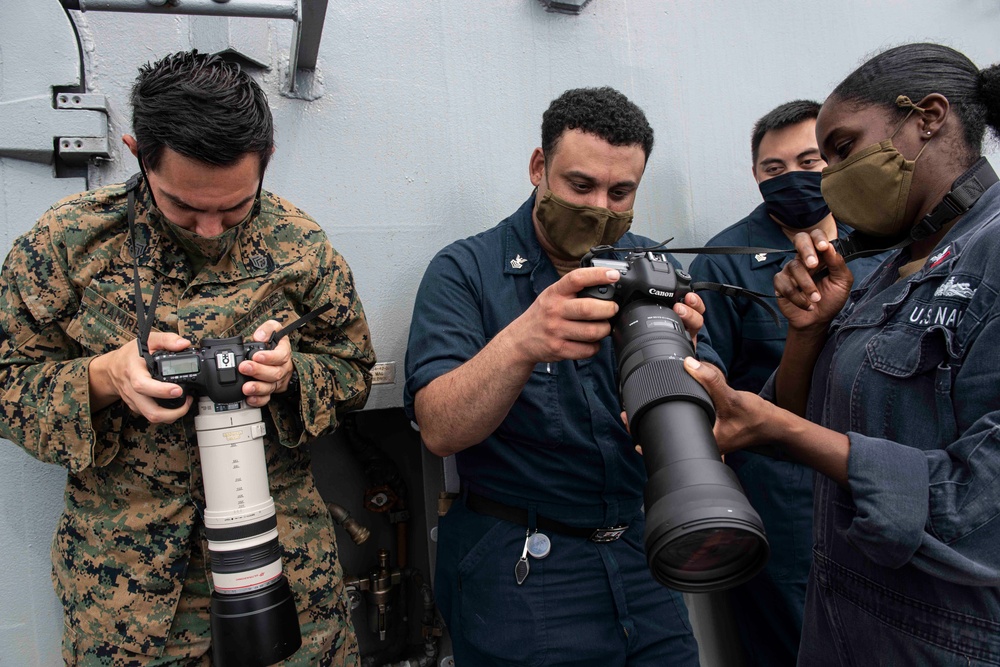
[929,246,951,269]
[510,254,527,269]
[754,253,767,262]
[249,254,270,271]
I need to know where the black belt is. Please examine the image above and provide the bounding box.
[465,491,629,543]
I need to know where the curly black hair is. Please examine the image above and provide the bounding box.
[541,87,654,163]
[130,50,274,173]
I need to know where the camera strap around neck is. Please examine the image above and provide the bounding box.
[126,173,161,365]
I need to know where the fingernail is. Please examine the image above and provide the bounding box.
[676,304,687,317]
[817,240,828,250]
[806,256,818,267]
[684,357,701,370]
[255,330,267,341]
[170,387,182,397]
[810,292,821,303]
[606,269,620,280]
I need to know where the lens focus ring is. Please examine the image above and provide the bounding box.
[621,357,715,425]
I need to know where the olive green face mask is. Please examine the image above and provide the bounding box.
[163,218,243,265]
[534,190,634,259]
[820,96,931,238]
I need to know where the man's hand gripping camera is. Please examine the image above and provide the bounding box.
[578,250,693,308]
[143,304,333,409]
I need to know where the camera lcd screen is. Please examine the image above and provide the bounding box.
[160,356,200,377]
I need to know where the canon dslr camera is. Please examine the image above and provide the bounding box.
[580,250,769,593]
[149,336,267,408]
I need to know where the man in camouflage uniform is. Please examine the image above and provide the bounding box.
[0,51,375,666]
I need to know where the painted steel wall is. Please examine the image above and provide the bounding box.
[1,1,999,664]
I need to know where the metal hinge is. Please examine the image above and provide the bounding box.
[54,93,110,165]
[0,91,108,166]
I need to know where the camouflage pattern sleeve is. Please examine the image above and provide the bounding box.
[267,240,375,447]
[0,215,121,472]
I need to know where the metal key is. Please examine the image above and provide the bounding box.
[514,530,530,585]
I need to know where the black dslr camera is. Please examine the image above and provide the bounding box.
[579,250,769,593]
[149,337,268,408]
[143,303,332,409]
[579,251,694,306]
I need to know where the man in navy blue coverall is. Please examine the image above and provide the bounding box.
[404,88,705,666]
[689,100,885,666]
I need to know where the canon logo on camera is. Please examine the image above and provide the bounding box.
[648,288,674,298]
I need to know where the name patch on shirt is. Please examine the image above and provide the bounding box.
[908,304,966,328]
[906,274,977,330]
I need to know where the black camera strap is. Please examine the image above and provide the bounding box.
[690,280,781,325]
[588,157,998,312]
[265,303,335,348]
[126,173,161,366]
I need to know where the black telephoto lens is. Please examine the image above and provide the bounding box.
[614,300,769,593]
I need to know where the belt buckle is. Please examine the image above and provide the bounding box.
[589,525,628,543]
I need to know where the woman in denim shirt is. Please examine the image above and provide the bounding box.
[686,43,1000,665]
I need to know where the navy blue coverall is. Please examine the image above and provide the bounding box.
[404,196,701,667]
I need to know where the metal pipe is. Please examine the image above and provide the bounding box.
[61,0,298,19]
[327,502,371,546]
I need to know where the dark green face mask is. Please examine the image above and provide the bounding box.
[146,185,258,268]
[162,218,244,266]
[534,190,634,259]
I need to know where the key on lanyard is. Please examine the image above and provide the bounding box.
[515,530,531,585]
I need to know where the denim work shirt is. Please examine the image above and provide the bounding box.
[792,179,1000,666]
[404,195,708,527]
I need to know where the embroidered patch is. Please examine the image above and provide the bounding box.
[909,303,966,327]
[510,254,527,269]
[928,246,951,269]
[934,276,976,299]
[248,254,270,270]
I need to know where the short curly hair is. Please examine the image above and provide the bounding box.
[131,50,274,173]
[541,87,654,163]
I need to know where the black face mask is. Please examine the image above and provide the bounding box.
[758,170,831,230]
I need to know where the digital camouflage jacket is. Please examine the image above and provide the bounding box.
[0,182,375,656]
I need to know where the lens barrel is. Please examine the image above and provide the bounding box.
[210,576,301,667]
[195,398,302,666]
[614,301,769,593]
